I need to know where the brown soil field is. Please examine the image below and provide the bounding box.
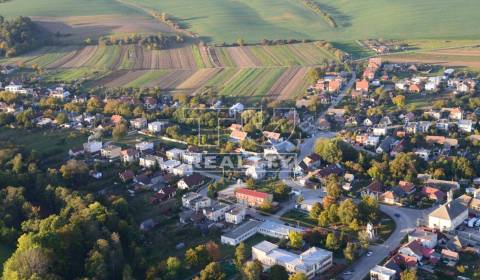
[227,47,262,68]
[58,46,98,68]
[267,67,300,98]
[207,47,221,68]
[47,47,80,68]
[103,70,148,87]
[33,15,176,43]
[176,68,222,93]
[89,69,131,87]
[144,70,196,89]
[277,67,309,100]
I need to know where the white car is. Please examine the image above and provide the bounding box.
[366,251,373,257]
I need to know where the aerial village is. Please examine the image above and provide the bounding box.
[1,57,480,280]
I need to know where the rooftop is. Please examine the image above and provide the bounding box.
[222,220,262,239]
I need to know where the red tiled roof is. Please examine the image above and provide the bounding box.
[235,188,271,199]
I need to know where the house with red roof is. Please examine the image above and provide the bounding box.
[356,79,369,92]
[235,188,273,207]
[398,181,416,195]
[393,253,418,268]
[399,240,435,261]
[422,186,446,202]
[111,114,123,124]
[230,129,247,142]
[409,83,423,93]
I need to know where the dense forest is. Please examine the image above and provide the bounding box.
[0,16,49,58]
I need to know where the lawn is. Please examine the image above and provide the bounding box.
[0,128,87,166]
[281,209,317,228]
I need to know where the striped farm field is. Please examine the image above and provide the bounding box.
[0,42,339,100]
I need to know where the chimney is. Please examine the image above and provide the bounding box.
[447,190,453,203]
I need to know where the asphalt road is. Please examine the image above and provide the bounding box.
[343,205,432,280]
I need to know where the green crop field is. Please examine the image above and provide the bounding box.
[2,0,479,44]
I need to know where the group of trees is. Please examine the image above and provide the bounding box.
[0,16,49,57]
[97,34,184,49]
[300,0,337,28]
[314,138,358,164]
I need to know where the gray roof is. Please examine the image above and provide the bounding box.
[222,220,262,239]
[430,198,468,220]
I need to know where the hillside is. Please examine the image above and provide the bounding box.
[1,0,479,43]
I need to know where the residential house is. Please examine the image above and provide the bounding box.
[449,108,463,121]
[303,153,322,169]
[408,228,438,249]
[365,136,380,147]
[317,118,331,130]
[370,265,396,280]
[119,170,135,182]
[148,121,168,133]
[398,181,416,195]
[363,180,384,199]
[409,83,423,93]
[376,136,395,154]
[83,140,102,153]
[101,145,122,159]
[139,155,162,168]
[441,249,459,262]
[182,192,211,211]
[182,151,202,165]
[373,126,388,136]
[235,188,273,207]
[422,186,445,202]
[356,79,369,92]
[398,240,434,261]
[121,148,138,163]
[135,141,154,152]
[166,148,185,160]
[130,117,147,129]
[457,119,473,133]
[414,148,431,161]
[172,163,193,176]
[177,173,205,190]
[203,203,233,221]
[229,103,244,117]
[225,206,247,224]
[230,129,247,143]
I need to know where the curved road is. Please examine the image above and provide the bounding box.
[344,205,433,280]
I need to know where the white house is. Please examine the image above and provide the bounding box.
[173,163,193,176]
[135,141,154,152]
[148,121,168,133]
[365,136,380,147]
[428,193,468,232]
[203,203,233,221]
[182,151,202,165]
[49,87,70,100]
[130,118,147,129]
[370,265,396,280]
[458,119,473,133]
[83,141,102,153]
[373,126,388,136]
[225,206,247,224]
[414,148,431,161]
[161,160,181,173]
[182,192,211,211]
[229,103,245,117]
[5,83,28,94]
[166,148,185,160]
[101,145,122,159]
[408,228,438,249]
[245,165,266,180]
[139,155,162,168]
[252,240,333,279]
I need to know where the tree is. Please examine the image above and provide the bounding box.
[314,139,342,164]
[309,202,322,219]
[194,244,210,268]
[400,269,417,280]
[206,241,221,262]
[306,68,321,84]
[389,153,417,181]
[343,242,356,263]
[55,112,68,124]
[197,262,225,280]
[11,153,23,174]
[207,184,218,199]
[392,95,406,108]
[112,123,127,140]
[318,210,329,227]
[234,242,247,270]
[358,195,379,223]
[325,233,339,251]
[242,260,262,280]
[185,248,199,267]
[246,178,255,189]
[338,199,358,225]
[166,257,181,278]
[289,272,308,280]
[358,230,370,249]
[3,246,55,280]
[268,265,288,280]
[325,175,341,200]
[288,231,303,249]
[60,159,88,180]
[273,181,290,201]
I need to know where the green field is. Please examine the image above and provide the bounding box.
[2,0,479,43]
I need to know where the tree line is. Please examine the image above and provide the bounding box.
[0,15,50,57]
[299,0,338,28]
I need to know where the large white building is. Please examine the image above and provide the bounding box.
[220,220,304,246]
[252,240,332,279]
[83,141,102,153]
[428,194,468,232]
[225,206,247,224]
